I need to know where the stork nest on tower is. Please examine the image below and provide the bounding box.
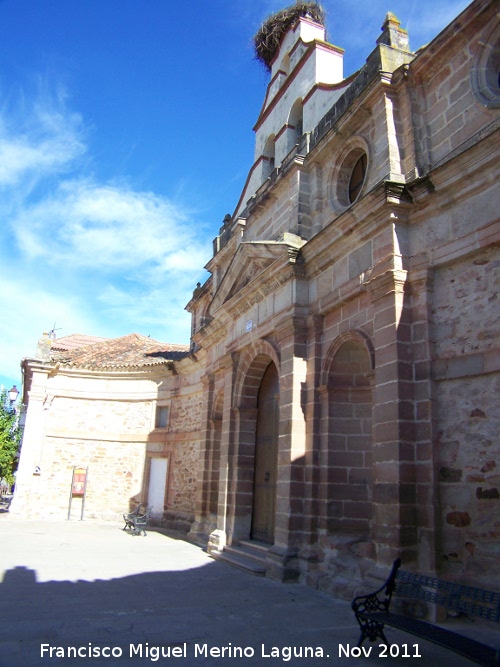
[253,2,326,73]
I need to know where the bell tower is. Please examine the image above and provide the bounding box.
[235,3,346,217]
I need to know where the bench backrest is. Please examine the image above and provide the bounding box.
[135,506,153,524]
[395,569,500,623]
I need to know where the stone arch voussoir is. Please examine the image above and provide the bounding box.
[320,329,374,388]
[234,339,281,409]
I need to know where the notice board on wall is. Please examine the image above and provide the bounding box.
[68,466,88,520]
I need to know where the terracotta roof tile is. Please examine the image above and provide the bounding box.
[50,333,110,351]
[51,333,189,370]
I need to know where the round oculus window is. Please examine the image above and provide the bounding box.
[348,153,368,204]
[329,144,369,212]
[471,25,500,108]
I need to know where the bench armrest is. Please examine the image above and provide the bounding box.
[351,559,401,644]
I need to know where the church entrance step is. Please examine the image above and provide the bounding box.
[210,540,270,576]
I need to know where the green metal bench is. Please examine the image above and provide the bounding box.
[128,506,153,536]
[352,559,500,667]
[123,505,142,532]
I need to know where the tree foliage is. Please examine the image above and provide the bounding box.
[0,389,22,487]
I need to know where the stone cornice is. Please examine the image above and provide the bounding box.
[365,268,408,302]
[22,359,175,382]
[44,428,203,443]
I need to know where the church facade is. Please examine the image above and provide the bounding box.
[185,0,500,593]
[14,0,499,595]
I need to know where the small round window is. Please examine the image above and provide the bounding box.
[348,153,367,203]
[471,24,500,108]
[329,142,369,213]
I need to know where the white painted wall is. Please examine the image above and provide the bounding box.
[148,457,168,519]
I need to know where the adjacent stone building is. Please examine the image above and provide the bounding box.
[11,333,204,530]
[14,0,499,595]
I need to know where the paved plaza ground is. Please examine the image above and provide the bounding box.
[0,513,493,667]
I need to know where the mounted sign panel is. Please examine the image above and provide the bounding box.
[67,466,88,521]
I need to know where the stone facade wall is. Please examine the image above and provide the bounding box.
[168,438,200,515]
[435,374,499,581]
[49,437,146,520]
[162,366,204,527]
[13,363,204,526]
[187,0,499,594]
[432,245,500,581]
[432,247,499,360]
[48,397,152,434]
[170,389,203,434]
[12,431,147,521]
[414,25,496,168]
[412,3,498,170]
[321,291,374,347]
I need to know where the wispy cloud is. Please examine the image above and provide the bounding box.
[11,179,199,271]
[0,90,86,190]
[0,84,211,386]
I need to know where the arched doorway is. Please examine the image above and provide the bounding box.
[251,362,279,544]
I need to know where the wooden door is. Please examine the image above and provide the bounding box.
[251,362,279,544]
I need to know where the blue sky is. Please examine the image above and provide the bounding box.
[0,0,470,391]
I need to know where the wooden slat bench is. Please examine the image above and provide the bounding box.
[352,558,500,667]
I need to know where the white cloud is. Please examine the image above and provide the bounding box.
[0,101,85,189]
[153,246,211,273]
[11,179,206,273]
[0,84,211,388]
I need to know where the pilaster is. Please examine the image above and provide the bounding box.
[207,353,239,553]
[367,267,418,566]
[302,316,324,540]
[9,367,51,517]
[188,373,215,544]
[408,266,438,572]
[266,318,308,581]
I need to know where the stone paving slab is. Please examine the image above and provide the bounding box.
[0,519,491,667]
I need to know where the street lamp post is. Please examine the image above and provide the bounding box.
[8,385,19,405]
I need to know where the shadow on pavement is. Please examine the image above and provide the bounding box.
[0,528,493,667]
[0,556,360,667]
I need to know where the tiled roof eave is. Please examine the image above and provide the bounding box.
[53,359,178,373]
[48,332,190,370]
